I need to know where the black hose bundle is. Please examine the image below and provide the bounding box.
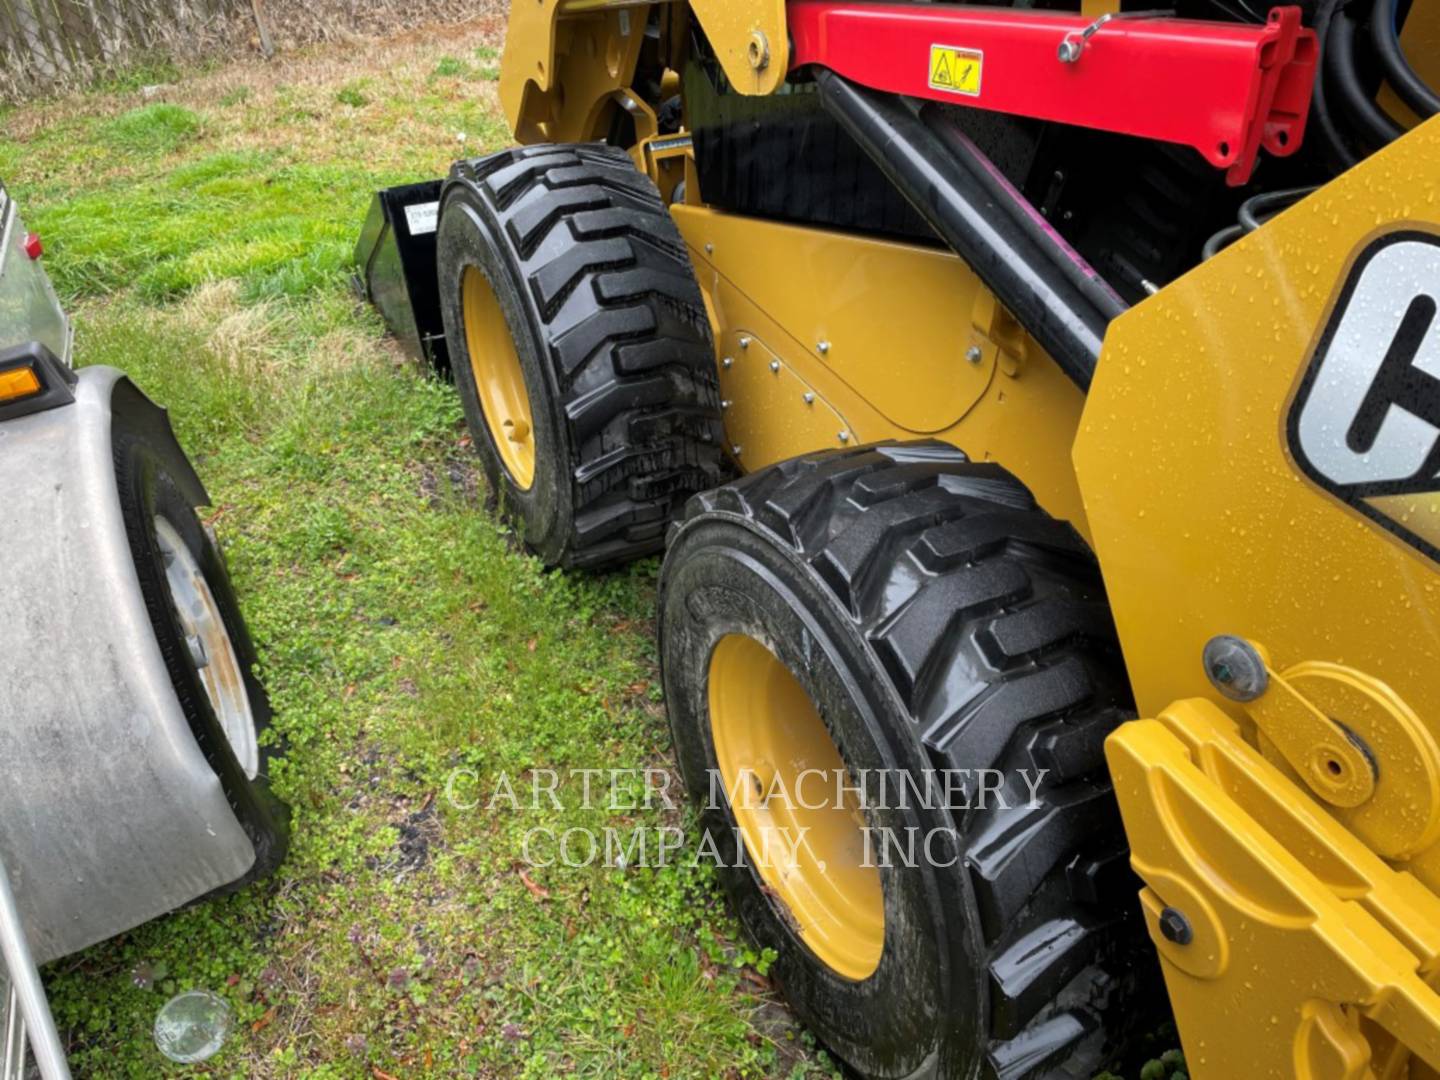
[1371,0,1440,117]
[1311,0,1435,168]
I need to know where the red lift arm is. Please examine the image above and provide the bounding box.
[787,2,1318,186]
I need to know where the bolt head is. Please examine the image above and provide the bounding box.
[704,242,714,254]
[731,444,743,457]
[1158,906,1193,945]
[769,360,780,373]
[721,356,733,369]
[1203,635,1268,702]
[817,341,830,355]
[720,399,732,411]
[838,431,850,443]
[738,335,751,349]
[965,345,983,364]
[802,392,815,405]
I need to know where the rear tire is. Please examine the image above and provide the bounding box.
[658,441,1155,1079]
[114,425,289,893]
[437,143,728,569]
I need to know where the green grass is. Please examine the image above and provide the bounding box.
[335,83,370,109]
[2,28,840,1080]
[102,103,201,155]
[31,153,388,302]
[432,55,468,78]
[433,53,499,82]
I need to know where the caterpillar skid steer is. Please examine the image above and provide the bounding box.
[357,0,1440,1075]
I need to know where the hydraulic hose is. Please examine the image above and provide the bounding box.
[1370,0,1440,119]
[1326,12,1406,148]
[1310,0,1362,169]
[1238,186,1320,231]
[921,105,1130,325]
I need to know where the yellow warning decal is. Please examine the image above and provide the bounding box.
[929,45,983,97]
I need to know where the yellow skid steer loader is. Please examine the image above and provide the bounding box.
[355,1,1440,1075]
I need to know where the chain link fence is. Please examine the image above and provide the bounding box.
[0,0,493,103]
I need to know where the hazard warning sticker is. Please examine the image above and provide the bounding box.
[928,45,983,97]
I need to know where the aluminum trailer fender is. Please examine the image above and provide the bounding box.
[0,365,256,964]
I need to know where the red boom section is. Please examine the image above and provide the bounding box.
[787,2,1317,186]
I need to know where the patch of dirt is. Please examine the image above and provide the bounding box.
[395,800,440,872]
[415,450,483,509]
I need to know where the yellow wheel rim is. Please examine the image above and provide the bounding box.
[462,266,536,490]
[709,634,884,980]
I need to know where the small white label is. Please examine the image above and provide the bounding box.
[404,200,440,236]
[618,9,631,35]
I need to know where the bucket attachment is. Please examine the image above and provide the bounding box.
[353,180,450,376]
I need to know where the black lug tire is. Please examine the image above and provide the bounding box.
[114,424,289,894]
[658,441,1158,1080]
[437,143,729,570]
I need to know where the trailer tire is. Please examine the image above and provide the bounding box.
[437,143,728,570]
[114,422,289,893]
[659,441,1156,1079]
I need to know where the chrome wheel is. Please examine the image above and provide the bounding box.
[154,516,259,779]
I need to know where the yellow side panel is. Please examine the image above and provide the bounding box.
[499,3,649,144]
[689,0,789,96]
[676,206,993,434]
[672,205,1092,534]
[1074,119,1440,859]
[499,1,788,144]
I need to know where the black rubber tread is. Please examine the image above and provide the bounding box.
[671,440,1152,1079]
[442,143,728,569]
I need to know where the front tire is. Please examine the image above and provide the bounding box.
[437,143,728,569]
[658,442,1154,1079]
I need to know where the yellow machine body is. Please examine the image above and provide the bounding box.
[1077,117,1440,1079]
[495,4,1440,1075]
